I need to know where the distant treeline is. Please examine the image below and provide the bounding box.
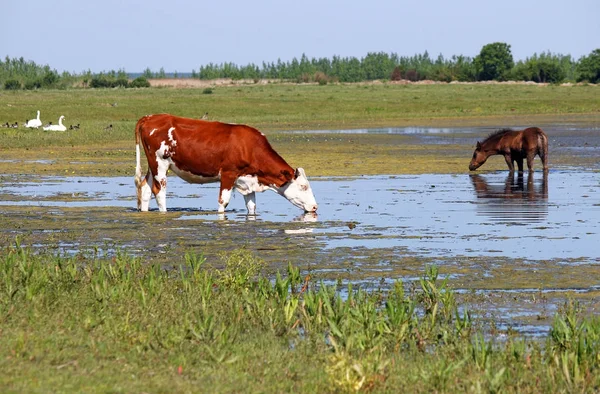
[2,43,600,90]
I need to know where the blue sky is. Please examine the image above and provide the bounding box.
[3,0,598,73]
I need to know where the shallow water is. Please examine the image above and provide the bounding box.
[1,168,599,337]
[1,171,597,261]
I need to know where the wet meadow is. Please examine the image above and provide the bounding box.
[0,82,599,392]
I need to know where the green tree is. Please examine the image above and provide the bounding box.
[362,52,395,80]
[142,67,155,79]
[575,49,600,83]
[474,42,514,81]
[512,52,569,83]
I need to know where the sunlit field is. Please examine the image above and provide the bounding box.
[0,82,598,176]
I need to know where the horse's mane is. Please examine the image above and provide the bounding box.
[481,128,514,144]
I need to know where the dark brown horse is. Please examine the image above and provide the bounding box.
[469,127,548,172]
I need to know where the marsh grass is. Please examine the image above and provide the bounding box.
[1,243,599,392]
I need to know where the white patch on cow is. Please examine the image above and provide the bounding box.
[156,140,170,159]
[234,175,270,214]
[167,127,177,146]
[153,141,171,212]
[243,193,256,215]
[139,171,153,211]
[234,175,269,195]
[149,128,157,136]
[218,188,232,213]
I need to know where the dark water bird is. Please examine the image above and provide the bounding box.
[43,121,52,128]
[201,112,209,120]
[69,123,80,130]
[11,122,18,128]
[104,124,113,131]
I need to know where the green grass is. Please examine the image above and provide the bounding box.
[0,83,598,177]
[2,83,599,144]
[1,244,599,393]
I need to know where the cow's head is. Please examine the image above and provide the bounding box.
[280,168,318,213]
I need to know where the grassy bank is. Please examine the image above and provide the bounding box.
[0,83,598,176]
[0,244,599,393]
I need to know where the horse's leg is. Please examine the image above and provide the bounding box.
[516,157,524,173]
[504,154,514,171]
[539,132,549,172]
[526,152,535,172]
[539,149,549,172]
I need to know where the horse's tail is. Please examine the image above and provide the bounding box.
[537,128,549,170]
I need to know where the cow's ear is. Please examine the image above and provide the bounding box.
[295,168,306,179]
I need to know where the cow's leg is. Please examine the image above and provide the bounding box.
[153,158,170,212]
[138,170,153,211]
[244,192,257,215]
[218,174,236,213]
[503,154,514,171]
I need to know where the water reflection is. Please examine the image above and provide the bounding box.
[470,172,548,222]
[294,212,319,222]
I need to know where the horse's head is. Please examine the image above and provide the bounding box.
[469,141,487,171]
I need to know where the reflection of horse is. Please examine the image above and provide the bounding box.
[471,172,548,199]
[469,127,549,172]
[470,172,548,221]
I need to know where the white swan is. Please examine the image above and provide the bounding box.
[25,110,42,129]
[43,116,66,131]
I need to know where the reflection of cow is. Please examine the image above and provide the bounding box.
[470,172,548,221]
[134,114,318,214]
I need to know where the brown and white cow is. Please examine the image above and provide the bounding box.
[134,114,318,214]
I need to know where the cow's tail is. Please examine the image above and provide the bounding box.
[134,117,146,188]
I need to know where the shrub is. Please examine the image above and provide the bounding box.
[314,71,328,85]
[90,75,112,88]
[114,77,129,88]
[4,79,21,90]
[41,71,59,88]
[405,69,419,81]
[129,76,151,88]
[24,79,42,90]
[390,66,403,81]
[202,88,213,94]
